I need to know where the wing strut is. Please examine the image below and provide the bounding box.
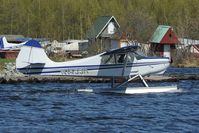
[138,74,149,87]
[122,53,128,76]
[111,77,115,88]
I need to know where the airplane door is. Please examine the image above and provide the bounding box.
[123,53,136,76]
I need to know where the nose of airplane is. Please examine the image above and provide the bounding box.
[165,58,171,69]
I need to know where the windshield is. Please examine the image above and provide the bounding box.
[101,50,146,64]
[134,51,146,60]
[101,53,127,64]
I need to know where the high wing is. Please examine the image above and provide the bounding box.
[102,45,139,56]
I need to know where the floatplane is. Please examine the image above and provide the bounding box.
[16,40,177,94]
[0,37,26,50]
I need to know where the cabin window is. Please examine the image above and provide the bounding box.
[101,53,127,64]
[116,54,126,64]
[127,53,135,63]
[101,55,115,64]
[134,52,145,60]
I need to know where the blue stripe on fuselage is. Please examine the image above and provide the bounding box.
[17,61,168,70]
[17,61,169,75]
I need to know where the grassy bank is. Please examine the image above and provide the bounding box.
[172,57,199,68]
[0,59,15,71]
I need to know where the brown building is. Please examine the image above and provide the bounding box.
[0,35,24,59]
[0,50,19,59]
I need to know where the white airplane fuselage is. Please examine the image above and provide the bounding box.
[16,41,170,77]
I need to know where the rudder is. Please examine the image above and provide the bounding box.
[16,40,52,73]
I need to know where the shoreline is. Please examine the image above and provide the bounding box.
[0,75,199,84]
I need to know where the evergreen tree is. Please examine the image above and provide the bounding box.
[0,0,199,41]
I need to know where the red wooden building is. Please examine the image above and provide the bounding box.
[150,25,179,59]
[0,50,19,59]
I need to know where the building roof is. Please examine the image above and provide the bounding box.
[150,25,179,44]
[0,35,24,42]
[150,25,171,43]
[87,16,120,39]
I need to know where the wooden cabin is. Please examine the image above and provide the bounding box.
[86,16,120,52]
[150,25,179,59]
[0,50,19,59]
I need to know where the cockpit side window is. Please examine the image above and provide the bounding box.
[101,53,127,64]
[116,54,126,64]
[127,52,135,63]
[101,54,115,64]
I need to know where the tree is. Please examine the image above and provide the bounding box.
[0,0,199,40]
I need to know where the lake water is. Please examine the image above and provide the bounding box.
[0,67,199,133]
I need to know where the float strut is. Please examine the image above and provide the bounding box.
[114,74,149,89]
[111,77,115,88]
[114,75,139,89]
[138,74,149,87]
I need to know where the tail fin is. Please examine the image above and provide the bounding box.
[0,37,6,49]
[0,37,12,49]
[0,37,3,49]
[16,40,52,71]
[0,37,26,50]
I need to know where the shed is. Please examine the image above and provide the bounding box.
[86,16,120,52]
[0,50,19,59]
[87,16,120,39]
[150,25,179,59]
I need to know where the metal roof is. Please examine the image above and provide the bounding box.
[87,16,120,39]
[150,25,171,43]
[0,35,24,42]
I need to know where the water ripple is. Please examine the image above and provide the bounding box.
[0,68,199,132]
